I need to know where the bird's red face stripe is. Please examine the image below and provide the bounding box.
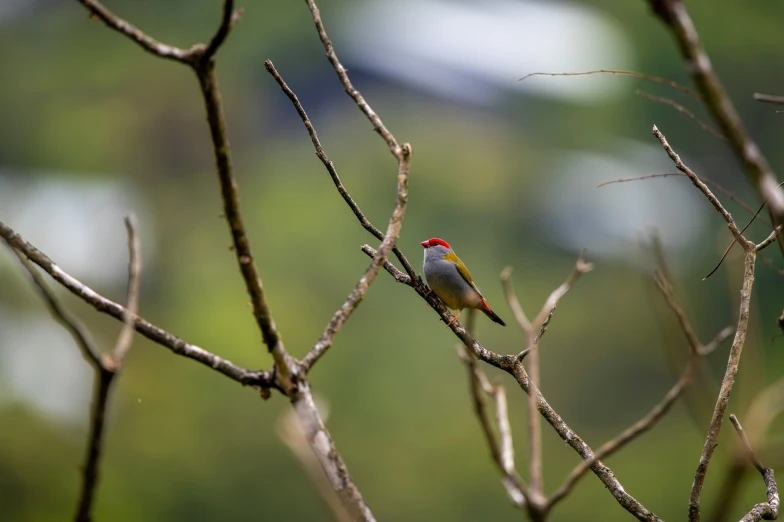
[421,238,450,249]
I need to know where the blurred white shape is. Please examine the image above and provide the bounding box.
[340,0,632,104]
[0,307,92,421]
[535,141,709,263]
[0,172,151,288]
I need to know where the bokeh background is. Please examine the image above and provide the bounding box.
[1,0,783,520]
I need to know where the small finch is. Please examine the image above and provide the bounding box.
[421,238,506,326]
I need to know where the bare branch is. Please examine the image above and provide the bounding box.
[290,380,376,522]
[509,363,663,521]
[636,89,727,141]
[600,174,775,228]
[730,415,780,522]
[653,125,744,242]
[304,0,401,158]
[500,267,532,332]
[518,305,556,361]
[689,248,758,521]
[756,226,783,253]
[0,220,273,389]
[533,252,593,329]
[264,59,417,282]
[754,93,784,105]
[548,272,733,509]
[277,400,352,522]
[76,367,113,522]
[110,215,142,366]
[75,0,190,62]
[519,69,702,100]
[647,0,784,228]
[202,0,241,61]
[3,240,102,369]
[303,143,412,371]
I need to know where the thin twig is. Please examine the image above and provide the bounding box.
[264,61,413,372]
[653,125,744,241]
[547,273,733,509]
[75,0,190,62]
[510,363,663,521]
[110,215,142,366]
[264,59,416,283]
[368,243,662,520]
[519,69,703,100]
[0,220,273,388]
[648,0,784,233]
[75,218,142,522]
[689,248,757,521]
[636,89,727,141]
[202,0,240,61]
[3,241,102,368]
[729,415,780,522]
[304,0,401,158]
[500,267,532,332]
[303,141,412,371]
[753,93,784,105]
[599,173,775,227]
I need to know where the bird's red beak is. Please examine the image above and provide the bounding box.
[420,241,429,248]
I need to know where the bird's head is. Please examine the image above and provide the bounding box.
[421,237,452,260]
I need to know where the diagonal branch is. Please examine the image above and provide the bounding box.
[457,310,531,510]
[646,0,784,227]
[304,0,401,158]
[302,140,412,371]
[730,415,780,522]
[501,253,592,499]
[509,363,662,521]
[636,90,727,141]
[75,217,142,522]
[367,245,660,521]
[264,60,414,372]
[109,214,142,366]
[0,220,273,389]
[688,247,758,522]
[652,125,743,241]
[75,0,191,62]
[3,240,102,369]
[547,272,733,509]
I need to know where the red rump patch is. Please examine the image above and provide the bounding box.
[481,298,491,310]
[425,238,450,249]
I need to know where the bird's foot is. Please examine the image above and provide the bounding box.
[446,311,462,327]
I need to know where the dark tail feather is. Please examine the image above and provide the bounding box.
[479,300,506,326]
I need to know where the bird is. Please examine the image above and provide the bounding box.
[421,238,506,327]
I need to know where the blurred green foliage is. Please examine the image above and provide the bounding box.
[1,0,784,521]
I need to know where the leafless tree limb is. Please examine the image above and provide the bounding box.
[600,173,776,228]
[368,245,661,521]
[636,89,727,141]
[519,69,703,100]
[753,93,784,105]
[0,220,273,389]
[458,340,530,510]
[109,215,142,366]
[653,125,743,241]
[547,272,733,509]
[3,241,102,368]
[264,60,413,372]
[688,239,757,521]
[502,254,592,502]
[75,217,142,522]
[652,124,769,522]
[647,0,784,228]
[730,415,780,522]
[4,216,145,522]
[304,0,401,159]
